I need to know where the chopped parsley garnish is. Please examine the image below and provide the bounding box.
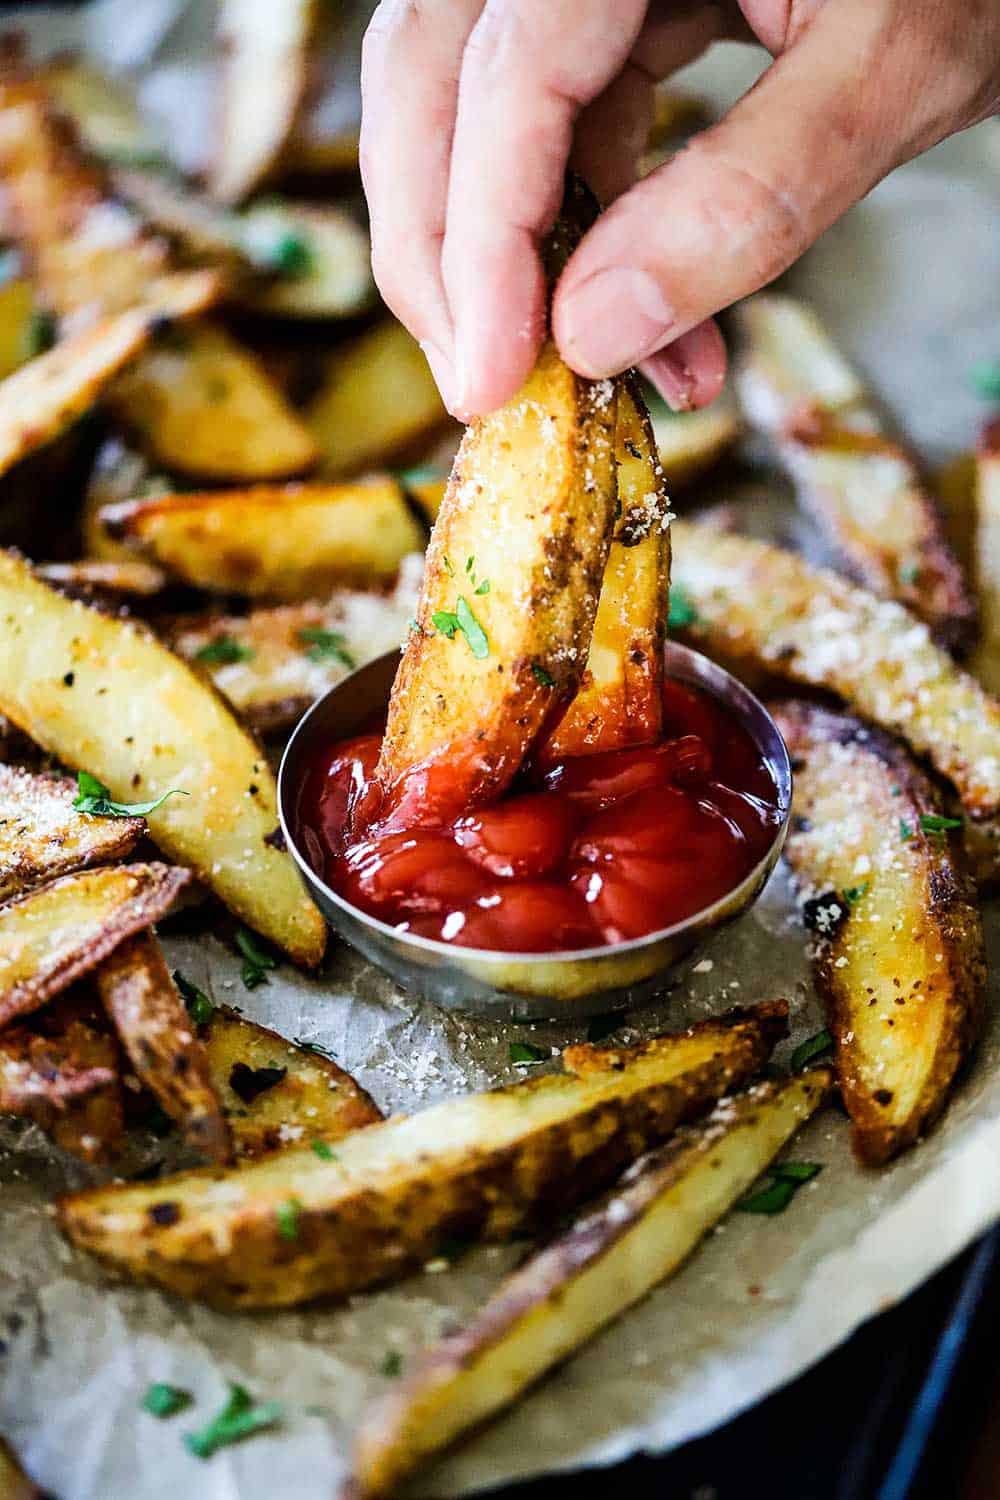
[234,927,277,990]
[737,1161,823,1215]
[293,1036,336,1059]
[918,813,963,835]
[311,1140,338,1161]
[380,1351,403,1379]
[142,1383,193,1418]
[841,882,869,906]
[297,627,355,668]
[194,636,254,665]
[173,970,214,1026]
[668,584,699,630]
[73,770,187,819]
[968,360,1000,402]
[244,220,313,279]
[532,663,555,688]
[900,819,914,842]
[432,597,490,659]
[898,558,920,587]
[443,555,456,578]
[228,1061,286,1104]
[790,1028,834,1072]
[275,1198,302,1240]
[509,1041,548,1065]
[184,1384,283,1459]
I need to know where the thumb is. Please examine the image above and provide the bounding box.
[552,0,982,384]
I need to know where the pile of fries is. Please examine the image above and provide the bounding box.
[0,9,999,1496]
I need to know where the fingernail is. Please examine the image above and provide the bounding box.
[642,343,695,412]
[558,267,675,378]
[420,339,461,416]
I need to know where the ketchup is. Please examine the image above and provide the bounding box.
[296,680,781,953]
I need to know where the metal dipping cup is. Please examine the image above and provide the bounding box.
[278,643,792,1022]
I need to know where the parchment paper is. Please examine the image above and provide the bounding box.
[2,7,1000,1497]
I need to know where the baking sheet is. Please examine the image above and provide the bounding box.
[2,7,1000,1497]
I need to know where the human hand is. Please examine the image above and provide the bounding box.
[361,1,1000,419]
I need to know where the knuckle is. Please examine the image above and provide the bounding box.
[688,144,810,286]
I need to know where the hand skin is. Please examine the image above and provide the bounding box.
[361,0,1000,417]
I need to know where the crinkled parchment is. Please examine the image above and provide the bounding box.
[2,6,1000,1497]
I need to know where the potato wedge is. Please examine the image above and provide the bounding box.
[971,420,1000,694]
[0,862,189,1026]
[164,557,423,732]
[734,295,975,653]
[95,932,232,1165]
[0,763,144,901]
[670,520,1000,830]
[201,1008,381,1159]
[0,270,219,482]
[29,992,125,1163]
[57,1005,786,1306]
[100,476,423,599]
[545,375,670,756]
[376,344,618,819]
[210,0,318,203]
[354,1069,829,1498]
[773,700,985,1163]
[648,383,741,488]
[37,559,167,599]
[0,552,326,965]
[239,202,373,320]
[40,55,163,167]
[110,321,318,480]
[304,321,449,477]
[0,1016,116,1120]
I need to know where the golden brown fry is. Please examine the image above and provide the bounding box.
[58,1005,786,1307]
[353,1070,829,1498]
[773,700,985,1163]
[110,321,318,481]
[95,932,231,1164]
[0,1017,116,1120]
[734,294,975,653]
[0,553,326,966]
[304,321,449,477]
[164,559,422,732]
[376,341,618,820]
[0,271,219,482]
[671,520,1000,830]
[201,1008,381,1159]
[210,0,318,203]
[99,477,423,599]
[0,763,144,901]
[545,375,669,756]
[0,862,190,1027]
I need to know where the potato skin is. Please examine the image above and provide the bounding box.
[773,700,986,1163]
[0,764,144,901]
[58,1008,785,1308]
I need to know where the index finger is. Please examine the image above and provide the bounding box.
[440,0,647,418]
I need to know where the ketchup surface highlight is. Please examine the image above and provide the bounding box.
[296,680,782,953]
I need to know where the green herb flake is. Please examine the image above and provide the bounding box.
[790,1028,834,1072]
[900,819,914,842]
[474,579,490,595]
[509,1041,549,1065]
[431,609,459,639]
[380,1351,403,1379]
[293,1036,335,1060]
[142,1383,193,1418]
[968,360,1000,402]
[442,554,455,578]
[918,813,963,835]
[668,584,699,630]
[311,1140,338,1161]
[235,927,277,990]
[73,770,188,819]
[184,1384,283,1459]
[532,663,555,687]
[173,970,214,1026]
[455,596,490,658]
[276,1197,302,1241]
[194,636,253,665]
[297,628,355,669]
[841,882,869,907]
[737,1162,822,1216]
